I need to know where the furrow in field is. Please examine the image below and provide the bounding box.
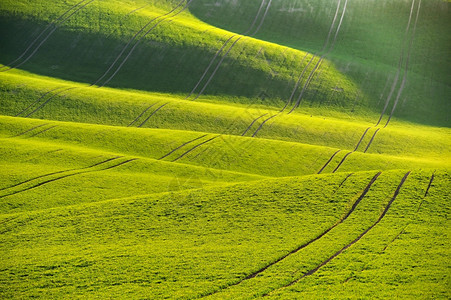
[201,172,382,298]
[275,171,411,291]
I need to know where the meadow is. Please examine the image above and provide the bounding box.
[0,0,449,298]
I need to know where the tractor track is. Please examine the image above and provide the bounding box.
[24,87,77,118]
[91,0,187,87]
[12,123,49,137]
[241,113,268,136]
[423,172,435,198]
[200,172,382,298]
[267,171,411,295]
[1,0,95,72]
[384,0,421,128]
[15,87,65,117]
[363,128,380,153]
[137,103,168,128]
[376,0,417,126]
[27,125,58,138]
[0,156,123,192]
[317,150,341,174]
[289,0,348,114]
[127,103,159,127]
[251,113,279,137]
[283,0,343,113]
[332,151,352,173]
[0,157,136,199]
[188,0,272,101]
[185,0,268,99]
[159,134,208,160]
[98,0,194,87]
[353,127,371,151]
[172,135,220,162]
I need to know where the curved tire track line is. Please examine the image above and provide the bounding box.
[137,103,168,128]
[332,151,352,173]
[99,0,194,87]
[251,113,279,137]
[201,172,382,298]
[25,87,77,117]
[3,0,95,72]
[172,136,220,162]
[384,0,421,128]
[317,150,341,174]
[281,0,343,113]
[92,0,187,87]
[289,0,348,114]
[0,0,88,71]
[363,128,380,153]
[159,134,209,160]
[191,0,271,101]
[12,123,49,137]
[353,127,371,151]
[281,52,311,112]
[28,125,58,138]
[185,34,238,99]
[423,172,435,198]
[185,0,268,99]
[241,113,268,136]
[274,171,411,292]
[15,87,65,117]
[0,156,123,192]
[376,0,416,126]
[0,158,137,199]
[330,173,354,197]
[128,103,159,127]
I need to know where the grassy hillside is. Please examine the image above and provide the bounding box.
[0,0,449,299]
[1,170,449,298]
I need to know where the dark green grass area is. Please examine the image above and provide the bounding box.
[0,170,448,299]
[190,0,451,126]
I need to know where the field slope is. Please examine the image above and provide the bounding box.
[0,0,449,299]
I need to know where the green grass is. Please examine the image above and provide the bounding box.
[0,0,449,298]
[1,170,448,298]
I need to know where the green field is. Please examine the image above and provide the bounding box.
[0,0,450,298]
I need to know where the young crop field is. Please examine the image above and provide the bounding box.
[0,0,449,298]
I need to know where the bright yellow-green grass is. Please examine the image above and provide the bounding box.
[0,0,450,299]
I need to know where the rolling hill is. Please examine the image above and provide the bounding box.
[0,0,450,298]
